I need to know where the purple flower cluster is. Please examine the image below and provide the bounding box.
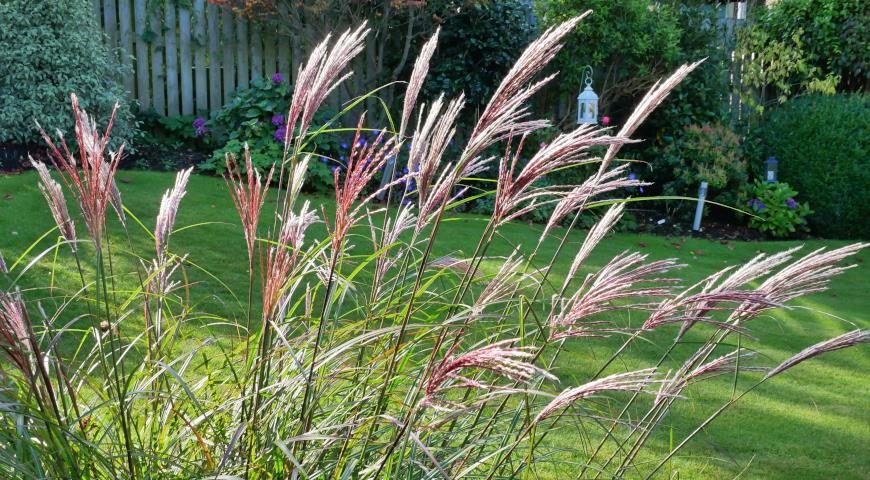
[786,197,798,209]
[748,198,766,210]
[271,72,284,85]
[272,113,288,144]
[193,117,209,137]
[274,126,287,143]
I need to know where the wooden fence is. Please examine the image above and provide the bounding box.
[92,0,296,116]
[94,0,753,120]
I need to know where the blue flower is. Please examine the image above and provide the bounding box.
[341,142,349,149]
[340,155,346,161]
[786,198,798,209]
[271,72,284,84]
[320,157,329,163]
[628,172,637,181]
[271,114,285,127]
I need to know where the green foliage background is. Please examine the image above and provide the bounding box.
[752,94,870,239]
[0,0,132,146]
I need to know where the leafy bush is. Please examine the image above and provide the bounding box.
[423,0,536,112]
[747,181,812,237]
[133,110,218,152]
[753,94,870,238]
[736,0,869,111]
[3,18,868,480]
[199,75,345,193]
[0,0,132,146]
[656,122,748,219]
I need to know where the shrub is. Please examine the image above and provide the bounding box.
[423,0,536,112]
[656,122,748,220]
[747,181,812,237]
[2,19,867,480]
[736,0,869,111]
[753,94,870,238]
[199,75,344,193]
[0,0,132,146]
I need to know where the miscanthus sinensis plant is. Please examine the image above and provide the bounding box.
[1,14,868,479]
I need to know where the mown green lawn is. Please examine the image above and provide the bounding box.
[1,170,868,479]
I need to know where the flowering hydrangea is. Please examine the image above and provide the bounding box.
[274,126,287,143]
[193,117,209,137]
[748,198,766,210]
[271,72,284,84]
[271,114,285,127]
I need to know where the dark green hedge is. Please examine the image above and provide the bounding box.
[754,94,870,238]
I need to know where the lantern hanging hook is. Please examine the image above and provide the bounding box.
[582,65,594,88]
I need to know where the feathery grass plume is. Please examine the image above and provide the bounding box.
[285,23,369,148]
[101,162,126,226]
[765,330,870,379]
[543,164,646,239]
[731,243,869,324]
[224,144,274,263]
[408,94,464,206]
[492,125,633,225]
[0,289,33,378]
[399,27,440,138]
[263,201,318,319]
[642,290,772,333]
[141,255,187,344]
[0,250,7,274]
[655,349,764,405]
[564,203,626,283]
[423,339,556,411]
[462,14,589,163]
[671,247,800,336]
[31,159,77,251]
[324,115,399,253]
[550,252,680,340]
[155,168,192,259]
[470,249,528,318]
[416,151,488,232]
[535,369,660,424]
[367,203,416,289]
[599,60,704,171]
[38,94,122,249]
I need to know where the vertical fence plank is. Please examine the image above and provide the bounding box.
[164,3,179,116]
[149,8,166,114]
[93,0,102,24]
[276,4,291,78]
[134,0,150,108]
[278,33,291,79]
[221,8,236,102]
[193,0,208,112]
[236,18,249,89]
[178,7,193,115]
[102,0,117,47]
[207,3,222,111]
[117,0,135,95]
[263,26,277,78]
[250,24,263,81]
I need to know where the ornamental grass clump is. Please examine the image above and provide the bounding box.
[1,14,868,479]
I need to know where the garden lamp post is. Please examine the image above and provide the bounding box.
[764,156,778,183]
[576,66,598,125]
[692,181,708,232]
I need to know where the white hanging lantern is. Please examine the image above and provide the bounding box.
[576,66,598,125]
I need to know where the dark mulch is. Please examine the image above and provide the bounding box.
[121,144,208,172]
